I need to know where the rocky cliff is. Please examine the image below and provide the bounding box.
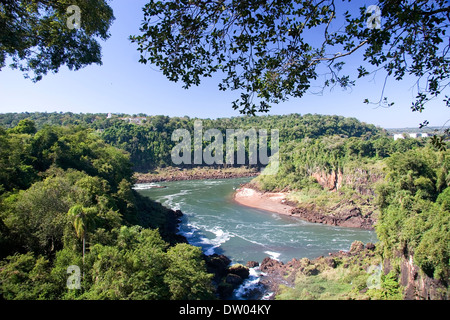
[384,253,449,300]
[310,167,384,195]
[258,241,380,299]
[311,169,344,191]
[291,201,376,230]
[203,254,251,299]
[287,166,384,230]
[257,242,448,300]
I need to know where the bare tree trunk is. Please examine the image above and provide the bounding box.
[82,236,85,279]
[82,236,85,264]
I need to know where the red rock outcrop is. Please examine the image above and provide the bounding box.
[384,253,448,300]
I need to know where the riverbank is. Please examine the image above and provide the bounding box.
[233,185,294,215]
[137,194,253,300]
[135,177,378,299]
[258,241,381,299]
[233,183,376,230]
[134,166,260,183]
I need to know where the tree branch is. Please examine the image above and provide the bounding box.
[420,6,450,16]
[308,39,369,67]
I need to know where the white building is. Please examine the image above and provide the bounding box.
[393,133,429,140]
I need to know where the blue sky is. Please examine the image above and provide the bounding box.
[0,0,448,129]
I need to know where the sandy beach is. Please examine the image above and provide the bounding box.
[233,185,375,230]
[233,187,295,215]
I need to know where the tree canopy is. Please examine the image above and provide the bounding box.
[376,147,450,282]
[1,113,448,299]
[0,120,216,300]
[131,0,450,117]
[0,0,115,81]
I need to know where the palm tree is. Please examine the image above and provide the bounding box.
[68,205,97,264]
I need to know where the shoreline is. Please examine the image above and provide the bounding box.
[233,184,375,230]
[134,166,260,184]
[149,179,377,299]
[233,186,295,216]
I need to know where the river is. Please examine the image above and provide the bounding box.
[135,177,377,264]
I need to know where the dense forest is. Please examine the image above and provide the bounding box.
[377,148,450,284]
[255,134,426,192]
[0,112,383,171]
[0,120,215,299]
[0,112,448,300]
[252,129,449,299]
[1,0,449,302]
